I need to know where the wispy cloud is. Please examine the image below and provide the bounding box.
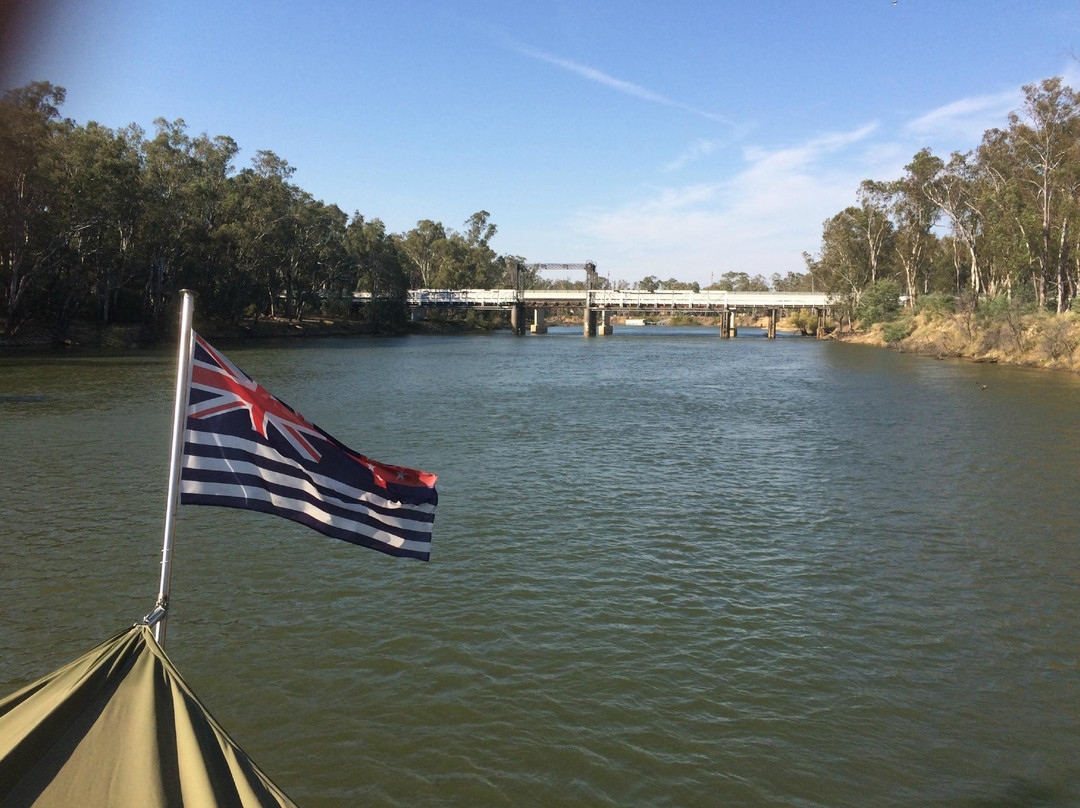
[905,88,1020,144]
[665,138,725,172]
[508,40,731,125]
[566,122,889,282]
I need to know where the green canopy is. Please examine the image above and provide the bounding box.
[0,625,298,807]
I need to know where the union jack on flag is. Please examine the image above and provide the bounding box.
[179,334,438,560]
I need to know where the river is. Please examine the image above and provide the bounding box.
[2,326,1078,807]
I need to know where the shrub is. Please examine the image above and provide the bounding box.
[882,315,914,343]
[788,308,819,335]
[916,292,955,321]
[976,295,1035,353]
[855,279,903,325]
[1039,315,1079,361]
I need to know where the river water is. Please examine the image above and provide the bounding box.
[2,326,1079,807]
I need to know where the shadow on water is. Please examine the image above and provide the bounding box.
[962,777,1068,807]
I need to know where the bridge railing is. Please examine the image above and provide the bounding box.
[353,289,834,308]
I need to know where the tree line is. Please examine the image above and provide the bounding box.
[807,76,1080,318]
[0,81,530,341]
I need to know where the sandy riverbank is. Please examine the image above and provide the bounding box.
[831,310,1080,373]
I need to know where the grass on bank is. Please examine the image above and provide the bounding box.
[840,282,1080,372]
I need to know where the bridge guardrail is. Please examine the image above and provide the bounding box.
[353,289,834,308]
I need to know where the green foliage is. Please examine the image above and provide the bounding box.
[0,82,525,341]
[975,294,1035,327]
[788,308,820,335]
[976,295,1036,353]
[855,279,903,325]
[915,292,955,320]
[705,271,770,292]
[362,299,407,333]
[463,309,503,331]
[771,271,816,292]
[881,315,915,343]
[1038,314,1079,361]
[811,75,1080,316]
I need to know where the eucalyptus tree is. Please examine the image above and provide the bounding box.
[297,199,349,318]
[183,132,239,314]
[347,214,406,297]
[704,271,766,292]
[139,118,194,330]
[891,148,943,304]
[347,214,409,330]
[855,180,895,285]
[137,119,246,329]
[39,119,145,337]
[217,150,300,320]
[813,207,875,302]
[923,151,984,294]
[0,81,66,335]
[661,277,702,291]
[399,219,448,288]
[974,126,1038,296]
[459,210,502,288]
[1003,78,1080,311]
[770,270,816,292]
[276,191,344,320]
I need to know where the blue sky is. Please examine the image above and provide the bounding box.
[6,0,1080,287]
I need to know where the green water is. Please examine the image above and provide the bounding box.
[2,328,1079,807]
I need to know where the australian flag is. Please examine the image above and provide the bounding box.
[179,334,438,561]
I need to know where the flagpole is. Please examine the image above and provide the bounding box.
[151,289,197,646]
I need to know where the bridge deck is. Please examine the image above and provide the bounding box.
[354,289,833,310]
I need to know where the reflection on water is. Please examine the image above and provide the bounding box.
[2,330,1079,807]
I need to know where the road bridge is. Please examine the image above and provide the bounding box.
[352,288,836,338]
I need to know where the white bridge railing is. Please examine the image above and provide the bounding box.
[354,289,833,308]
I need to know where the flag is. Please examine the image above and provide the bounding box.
[179,334,438,561]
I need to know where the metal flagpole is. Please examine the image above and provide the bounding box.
[149,289,197,646]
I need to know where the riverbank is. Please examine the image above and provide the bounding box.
[834,309,1080,373]
[6,308,1078,374]
[0,312,489,349]
[0,316,388,350]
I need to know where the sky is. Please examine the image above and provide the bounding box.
[3,0,1080,287]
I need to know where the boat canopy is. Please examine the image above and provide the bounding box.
[0,625,298,807]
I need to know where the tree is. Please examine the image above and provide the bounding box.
[218,149,298,321]
[1005,78,1080,311]
[812,208,874,301]
[38,119,145,338]
[855,180,895,285]
[0,81,66,336]
[399,219,447,288]
[771,270,816,292]
[891,148,944,304]
[923,151,984,294]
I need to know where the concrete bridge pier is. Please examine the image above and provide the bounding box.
[768,308,777,339]
[510,303,526,335]
[530,307,548,334]
[597,309,613,335]
[719,308,731,338]
[816,307,827,339]
[583,307,597,337]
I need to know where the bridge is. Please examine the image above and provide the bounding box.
[353,288,836,338]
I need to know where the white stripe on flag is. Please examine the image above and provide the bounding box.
[182,453,433,533]
[178,479,432,554]
[184,428,436,515]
